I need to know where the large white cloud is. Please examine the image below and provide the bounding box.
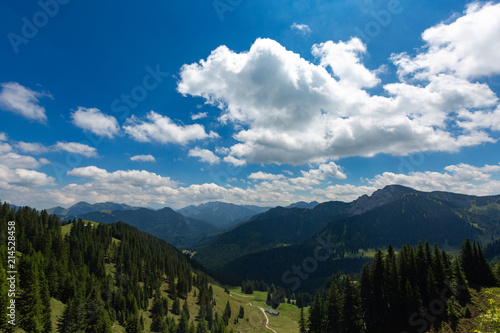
[177,4,500,166]
[124,111,218,145]
[0,82,52,123]
[392,2,500,80]
[71,107,120,138]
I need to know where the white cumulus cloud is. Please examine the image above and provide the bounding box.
[177,3,500,166]
[124,111,218,145]
[391,2,500,80]
[71,107,120,138]
[188,147,220,165]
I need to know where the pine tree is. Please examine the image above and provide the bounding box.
[196,317,209,333]
[125,310,142,333]
[370,250,387,327]
[172,294,181,315]
[339,276,362,333]
[85,284,112,333]
[299,307,307,333]
[57,293,86,333]
[453,259,471,305]
[460,238,475,285]
[182,300,191,320]
[238,305,244,318]
[18,255,44,332]
[177,310,189,333]
[326,280,341,332]
[308,293,324,333]
[475,242,497,286]
[39,270,53,333]
[223,300,232,325]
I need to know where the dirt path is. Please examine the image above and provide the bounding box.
[247,302,277,333]
[230,292,253,298]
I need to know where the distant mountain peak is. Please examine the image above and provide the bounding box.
[286,201,320,209]
[349,184,418,215]
[177,202,271,228]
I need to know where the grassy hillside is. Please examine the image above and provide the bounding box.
[429,287,500,332]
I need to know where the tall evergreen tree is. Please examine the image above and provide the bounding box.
[308,293,325,333]
[326,280,341,332]
[460,238,474,285]
[339,276,362,333]
[299,307,307,333]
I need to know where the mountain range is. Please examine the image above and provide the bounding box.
[42,184,500,291]
[177,201,271,228]
[46,201,141,220]
[76,207,219,248]
[192,185,500,290]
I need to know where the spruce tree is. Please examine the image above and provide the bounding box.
[299,307,307,333]
[339,276,362,333]
[177,310,189,333]
[460,239,474,285]
[238,305,244,318]
[326,280,341,332]
[196,318,209,333]
[223,301,232,325]
[308,293,324,333]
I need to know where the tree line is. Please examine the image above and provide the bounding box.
[303,240,497,332]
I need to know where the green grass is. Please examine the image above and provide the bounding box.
[226,287,303,332]
[61,220,101,236]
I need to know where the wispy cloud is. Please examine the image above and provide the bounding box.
[191,112,208,120]
[0,82,52,123]
[130,154,156,162]
[53,142,98,158]
[291,23,312,34]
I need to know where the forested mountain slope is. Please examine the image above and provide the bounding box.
[78,207,219,248]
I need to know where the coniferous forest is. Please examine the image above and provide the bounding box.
[0,202,232,332]
[304,241,498,332]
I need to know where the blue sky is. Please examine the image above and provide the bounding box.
[1,0,500,209]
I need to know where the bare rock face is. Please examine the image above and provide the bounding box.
[348,185,417,215]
